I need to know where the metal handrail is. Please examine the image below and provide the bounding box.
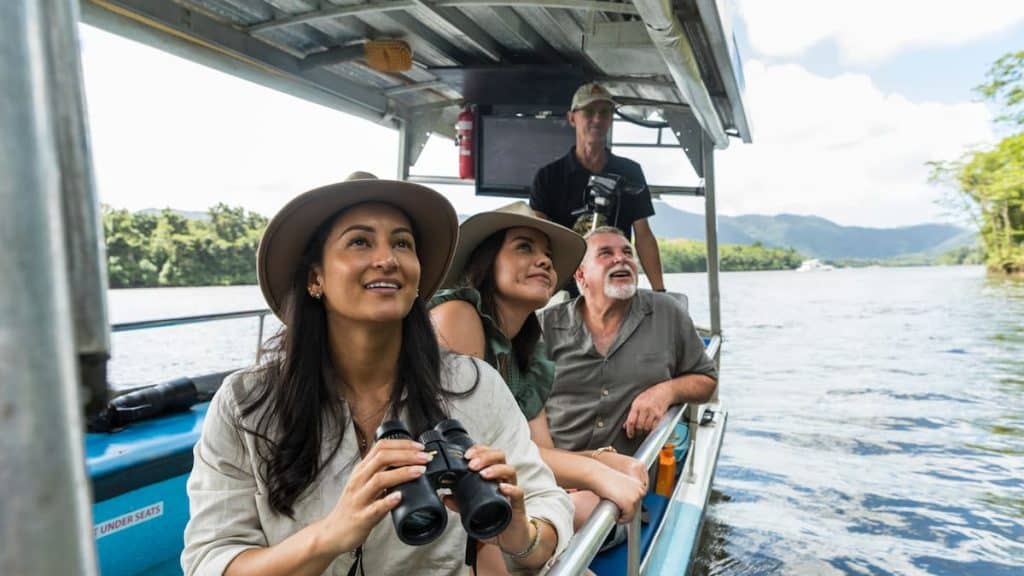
[111,308,272,332]
[111,308,274,374]
[547,403,686,576]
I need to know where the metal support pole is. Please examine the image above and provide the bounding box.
[0,0,100,574]
[256,314,267,363]
[49,0,111,416]
[699,131,722,443]
[702,132,721,338]
[627,506,642,576]
[686,404,699,484]
[397,119,411,180]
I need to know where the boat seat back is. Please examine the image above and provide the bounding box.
[666,290,688,312]
[87,404,207,575]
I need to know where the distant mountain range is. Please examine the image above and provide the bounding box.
[139,208,211,221]
[646,201,976,260]
[141,203,976,262]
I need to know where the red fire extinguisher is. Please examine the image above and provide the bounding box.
[456,107,474,180]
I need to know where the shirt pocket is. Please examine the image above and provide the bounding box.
[637,351,672,382]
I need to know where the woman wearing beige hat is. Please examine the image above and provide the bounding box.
[181,175,572,576]
[429,202,647,543]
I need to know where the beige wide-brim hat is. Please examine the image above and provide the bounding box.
[442,201,586,291]
[257,172,458,322]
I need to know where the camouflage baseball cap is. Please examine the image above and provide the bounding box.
[571,82,616,111]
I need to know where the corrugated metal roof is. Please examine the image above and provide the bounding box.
[83,0,750,142]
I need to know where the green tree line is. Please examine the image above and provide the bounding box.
[658,239,804,272]
[103,204,267,288]
[104,205,981,288]
[103,205,808,289]
[931,51,1024,275]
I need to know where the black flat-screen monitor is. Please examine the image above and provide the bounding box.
[476,113,575,197]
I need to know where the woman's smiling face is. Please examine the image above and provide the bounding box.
[492,226,556,309]
[310,202,421,324]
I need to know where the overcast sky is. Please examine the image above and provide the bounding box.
[79,1,1024,228]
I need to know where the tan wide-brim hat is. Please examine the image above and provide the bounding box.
[442,201,585,291]
[258,172,458,322]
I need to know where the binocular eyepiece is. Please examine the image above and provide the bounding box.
[375,419,512,546]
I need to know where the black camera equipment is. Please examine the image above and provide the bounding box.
[87,377,199,432]
[376,419,512,546]
[571,173,646,236]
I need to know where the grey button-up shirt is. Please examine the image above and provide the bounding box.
[182,355,573,576]
[539,290,717,455]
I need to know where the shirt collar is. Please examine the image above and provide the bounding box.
[565,146,617,175]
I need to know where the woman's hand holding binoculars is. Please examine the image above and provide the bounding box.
[315,438,432,557]
[442,444,531,554]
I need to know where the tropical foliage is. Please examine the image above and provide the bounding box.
[931,50,1024,275]
[103,204,267,288]
[658,239,804,273]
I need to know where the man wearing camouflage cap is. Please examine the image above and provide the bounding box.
[530,82,665,293]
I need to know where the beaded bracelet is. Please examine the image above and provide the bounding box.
[504,517,542,559]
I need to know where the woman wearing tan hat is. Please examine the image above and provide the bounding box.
[429,202,646,541]
[181,175,571,576]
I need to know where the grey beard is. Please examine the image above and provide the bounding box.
[604,280,637,300]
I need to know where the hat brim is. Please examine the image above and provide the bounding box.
[258,179,458,322]
[442,212,585,292]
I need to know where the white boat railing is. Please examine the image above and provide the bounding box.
[112,308,273,363]
[548,334,720,576]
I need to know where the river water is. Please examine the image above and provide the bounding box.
[107,265,1023,575]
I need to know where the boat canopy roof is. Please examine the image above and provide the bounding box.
[83,0,751,152]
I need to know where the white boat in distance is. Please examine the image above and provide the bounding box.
[796,258,837,272]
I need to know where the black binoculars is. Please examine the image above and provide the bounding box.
[375,419,512,545]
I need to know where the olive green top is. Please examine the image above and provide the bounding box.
[429,287,554,420]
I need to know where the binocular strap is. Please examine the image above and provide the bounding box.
[465,536,478,573]
[346,546,366,576]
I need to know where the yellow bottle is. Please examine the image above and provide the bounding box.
[655,443,676,497]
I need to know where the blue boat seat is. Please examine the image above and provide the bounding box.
[87,403,207,576]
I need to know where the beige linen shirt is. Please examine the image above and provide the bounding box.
[181,354,573,576]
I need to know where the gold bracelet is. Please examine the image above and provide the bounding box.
[504,517,542,559]
[591,446,617,460]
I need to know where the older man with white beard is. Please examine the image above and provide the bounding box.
[538,227,717,457]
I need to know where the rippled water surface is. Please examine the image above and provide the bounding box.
[108,266,1024,575]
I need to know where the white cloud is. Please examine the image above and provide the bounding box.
[79,24,997,229]
[707,61,994,227]
[738,0,1024,64]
